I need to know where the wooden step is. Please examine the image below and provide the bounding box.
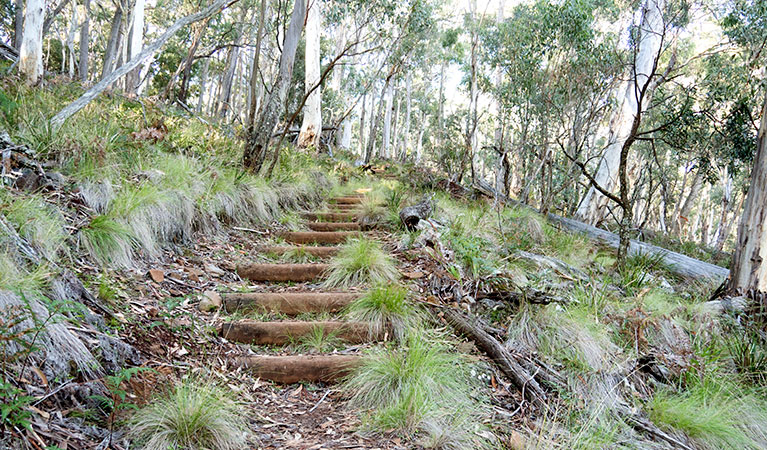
[306,222,361,232]
[279,231,359,244]
[329,203,360,211]
[233,354,361,384]
[223,292,359,314]
[259,245,339,258]
[303,212,358,222]
[237,263,328,282]
[220,320,378,345]
[331,196,365,205]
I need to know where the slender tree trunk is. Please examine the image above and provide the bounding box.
[437,61,445,147]
[243,0,306,173]
[14,0,24,50]
[246,0,267,128]
[673,169,703,236]
[126,0,145,93]
[575,0,665,225]
[101,3,124,79]
[359,92,367,154]
[416,110,426,163]
[178,20,208,103]
[218,44,240,118]
[18,0,45,84]
[402,71,411,160]
[78,0,90,82]
[729,93,767,293]
[365,77,390,164]
[66,2,77,78]
[391,94,400,158]
[382,83,393,158]
[297,0,322,148]
[197,57,209,112]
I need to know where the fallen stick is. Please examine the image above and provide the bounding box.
[441,307,547,406]
[221,320,378,345]
[234,354,361,383]
[223,292,359,314]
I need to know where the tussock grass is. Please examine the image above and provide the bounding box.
[79,215,134,267]
[345,283,421,341]
[648,379,767,449]
[293,325,342,354]
[343,332,489,446]
[3,196,68,260]
[324,238,398,287]
[129,378,248,450]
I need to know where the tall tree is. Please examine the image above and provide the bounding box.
[242,0,306,172]
[126,0,146,93]
[297,0,322,148]
[18,0,45,84]
[79,0,90,82]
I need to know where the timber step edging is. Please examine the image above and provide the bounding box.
[233,354,361,384]
[237,263,329,282]
[306,222,361,232]
[279,231,361,244]
[302,212,359,222]
[220,320,380,345]
[222,292,360,314]
[258,245,339,258]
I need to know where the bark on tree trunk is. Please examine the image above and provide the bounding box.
[297,0,322,149]
[101,2,124,80]
[14,0,24,51]
[18,0,45,84]
[65,2,77,78]
[365,77,390,164]
[218,44,240,118]
[78,0,90,82]
[196,57,209,113]
[246,0,267,127]
[126,0,145,93]
[242,0,306,173]
[575,0,665,226]
[402,71,411,160]
[729,93,767,293]
[178,20,208,103]
[382,83,393,158]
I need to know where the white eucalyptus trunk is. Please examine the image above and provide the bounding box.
[66,3,77,78]
[575,0,665,225]
[403,72,411,159]
[126,0,145,92]
[382,83,393,158]
[18,0,45,84]
[79,0,90,82]
[297,0,322,148]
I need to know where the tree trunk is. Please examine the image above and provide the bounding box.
[575,0,665,226]
[245,0,267,127]
[196,57,209,112]
[297,0,322,149]
[382,83,393,158]
[359,92,367,154]
[52,0,236,129]
[178,20,208,103]
[14,0,24,51]
[729,93,767,293]
[18,0,45,84]
[218,44,240,118]
[391,94,400,158]
[365,77,390,163]
[402,71,412,160]
[437,61,445,148]
[673,168,703,236]
[242,0,306,173]
[101,2,124,80]
[78,0,90,82]
[65,2,77,78]
[125,0,145,93]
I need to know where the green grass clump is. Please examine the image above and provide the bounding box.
[345,283,421,340]
[293,325,342,353]
[3,196,68,260]
[648,379,767,449]
[79,215,134,266]
[343,332,486,445]
[324,238,398,287]
[129,379,248,450]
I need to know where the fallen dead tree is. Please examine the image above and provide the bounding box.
[472,180,729,281]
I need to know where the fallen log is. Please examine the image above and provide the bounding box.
[236,263,329,282]
[220,320,378,345]
[399,194,434,230]
[259,245,339,258]
[303,212,358,222]
[441,307,546,406]
[278,231,360,244]
[223,292,359,314]
[234,354,361,383]
[472,179,729,281]
[306,222,361,232]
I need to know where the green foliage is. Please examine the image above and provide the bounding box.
[79,215,133,266]
[0,377,33,430]
[345,283,421,341]
[293,325,342,354]
[324,238,398,287]
[129,378,248,450]
[619,252,670,295]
